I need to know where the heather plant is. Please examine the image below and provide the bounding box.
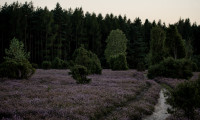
[0,38,35,79]
[73,46,102,74]
[69,65,91,84]
[42,61,52,69]
[109,53,128,70]
[148,57,193,79]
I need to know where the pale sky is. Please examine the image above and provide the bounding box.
[0,0,200,25]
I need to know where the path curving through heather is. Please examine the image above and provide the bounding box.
[143,89,171,120]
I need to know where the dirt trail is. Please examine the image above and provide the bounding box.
[143,89,171,120]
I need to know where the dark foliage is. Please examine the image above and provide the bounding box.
[52,57,63,69]
[31,63,38,69]
[109,54,128,70]
[192,55,200,71]
[0,2,200,70]
[136,62,145,71]
[42,61,52,69]
[0,59,35,79]
[167,77,200,120]
[62,60,69,69]
[148,57,193,79]
[73,46,102,74]
[0,38,35,79]
[69,65,91,84]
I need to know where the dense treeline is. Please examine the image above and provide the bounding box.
[1,2,200,68]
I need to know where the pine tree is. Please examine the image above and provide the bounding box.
[165,25,186,59]
[149,26,166,65]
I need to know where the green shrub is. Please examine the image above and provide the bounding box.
[148,57,193,79]
[68,60,75,69]
[52,57,63,69]
[31,63,38,69]
[137,62,145,71]
[167,79,200,120]
[0,60,35,79]
[73,46,102,74]
[69,65,91,84]
[42,61,51,69]
[0,38,35,79]
[62,60,68,69]
[109,53,128,70]
[192,55,200,71]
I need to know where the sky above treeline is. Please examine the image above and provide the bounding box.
[0,0,200,25]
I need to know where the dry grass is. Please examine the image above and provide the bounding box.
[0,69,160,120]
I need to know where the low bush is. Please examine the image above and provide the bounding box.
[192,55,200,71]
[148,57,193,79]
[0,59,35,79]
[42,61,51,69]
[31,63,38,69]
[73,46,102,74]
[62,60,68,69]
[109,53,128,70]
[167,77,200,120]
[52,57,63,69]
[69,65,91,84]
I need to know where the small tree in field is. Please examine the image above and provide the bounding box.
[105,29,128,70]
[105,29,128,63]
[0,38,35,79]
[4,38,30,61]
[73,46,102,74]
[69,65,91,84]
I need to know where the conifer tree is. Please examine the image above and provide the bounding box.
[165,25,186,59]
[149,26,166,65]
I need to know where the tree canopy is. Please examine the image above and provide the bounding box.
[0,2,200,69]
[149,26,166,65]
[104,29,128,63]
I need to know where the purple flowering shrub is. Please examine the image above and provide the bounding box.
[0,69,161,120]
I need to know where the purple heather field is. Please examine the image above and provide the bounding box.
[0,69,199,120]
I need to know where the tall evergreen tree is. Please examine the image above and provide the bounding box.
[149,26,166,65]
[127,18,147,68]
[165,25,186,59]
